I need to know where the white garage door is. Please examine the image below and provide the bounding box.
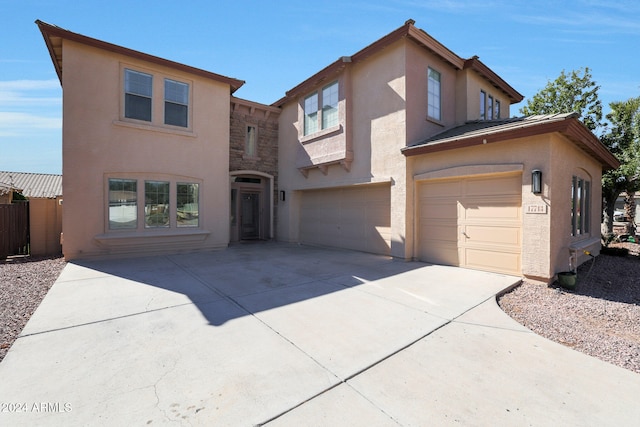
[417,173,522,276]
[300,184,391,255]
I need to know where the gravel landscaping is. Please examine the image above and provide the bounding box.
[1,249,639,375]
[499,243,640,374]
[0,255,66,363]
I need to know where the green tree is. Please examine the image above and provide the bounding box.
[601,97,640,233]
[520,67,603,132]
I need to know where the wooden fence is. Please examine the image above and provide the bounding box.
[0,202,30,259]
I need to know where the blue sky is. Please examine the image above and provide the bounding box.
[2,0,639,175]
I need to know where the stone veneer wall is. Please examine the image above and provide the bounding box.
[229,100,280,238]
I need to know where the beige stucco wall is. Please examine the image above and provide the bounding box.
[455,69,511,123]
[409,133,603,281]
[278,39,411,258]
[61,40,231,260]
[29,197,62,256]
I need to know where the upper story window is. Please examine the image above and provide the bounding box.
[245,125,257,157]
[488,95,494,120]
[124,69,152,122]
[164,79,189,127]
[571,175,591,236]
[480,90,501,120]
[303,81,339,136]
[304,93,318,135]
[322,82,339,129]
[427,68,441,121]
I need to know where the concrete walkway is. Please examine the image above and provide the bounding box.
[0,242,639,426]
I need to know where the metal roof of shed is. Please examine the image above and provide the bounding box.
[0,171,62,198]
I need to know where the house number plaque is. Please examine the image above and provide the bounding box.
[525,204,548,214]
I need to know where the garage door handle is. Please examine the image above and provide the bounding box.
[462,231,469,238]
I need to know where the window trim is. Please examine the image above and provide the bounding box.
[427,67,442,122]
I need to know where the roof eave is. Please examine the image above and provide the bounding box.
[463,56,524,104]
[402,117,620,170]
[35,20,245,93]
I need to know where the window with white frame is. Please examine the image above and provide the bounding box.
[303,81,339,136]
[571,176,591,236]
[176,183,199,227]
[145,181,170,228]
[304,92,318,135]
[245,125,257,157]
[427,68,441,121]
[322,81,339,129]
[124,69,152,122]
[164,78,189,127]
[108,178,137,229]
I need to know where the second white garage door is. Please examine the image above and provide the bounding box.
[417,173,522,276]
[300,184,391,255]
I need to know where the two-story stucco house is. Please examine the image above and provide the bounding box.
[38,19,618,284]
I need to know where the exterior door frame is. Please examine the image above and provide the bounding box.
[229,170,274,242]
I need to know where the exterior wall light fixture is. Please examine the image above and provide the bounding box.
[532,169,542,194]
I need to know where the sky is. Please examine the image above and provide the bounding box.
[1,0,639,175]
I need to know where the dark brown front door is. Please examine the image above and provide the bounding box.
[240,192,260,240]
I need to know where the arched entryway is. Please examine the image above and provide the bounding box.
[229,171,274,242]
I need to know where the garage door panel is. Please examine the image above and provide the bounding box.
[462,199,521,221]
[420,220,457,243]
[420,200,458,220]
[464,248,520,274]
[418,180,462,198]
[465,175,521,196]
[464,224,521,246]
[420,242,459,266]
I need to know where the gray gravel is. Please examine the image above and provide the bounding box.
[499,244,640,374]
[0,256,66,362]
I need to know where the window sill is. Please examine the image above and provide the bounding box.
[113,119,197,138]
[300,124,342,144]
[425,116,445,127]
[95,229,210,247]
[242,155,261,161]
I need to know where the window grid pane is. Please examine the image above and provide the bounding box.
[125,69,152,121]
[246,126,257,156]
[177,183,199,227]
[164,79,189,127]
[109,179,137,230]
[304,92,318,135]
[495,100,501,119]
[488,96,493,120]
[480,90,486,120]
[145,181,170,228]
[428,68,441,120]
[322,82,339,129]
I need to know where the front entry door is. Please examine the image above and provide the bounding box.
[240,192,260,240]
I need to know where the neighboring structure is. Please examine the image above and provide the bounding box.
[38,19,619,283]
[0,171,63,256]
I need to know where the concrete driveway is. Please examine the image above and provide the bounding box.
[1,242,639,426]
